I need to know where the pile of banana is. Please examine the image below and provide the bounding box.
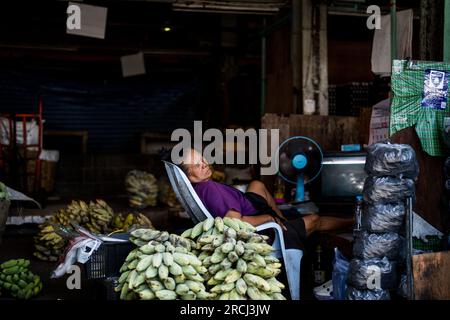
[0,259,43,299]
[116,229,212,300]
[125,170,158,208]
[157,177,180,208]
[182,217,286,300]
[48,200,90,227]
[42,199,114,234]
[33,224,65,262]
[33,199,114,261]
[112,213,154,232]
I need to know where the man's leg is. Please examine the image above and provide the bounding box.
[246,180,353,235]
[246,180,285,218]
[303,214,354,237]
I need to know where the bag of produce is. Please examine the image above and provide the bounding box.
[365,142,419,179]
[347,257,397,290]
[353,231,402,260]
[362,202,405,233]
[363,176,415,203]
[346,286,390,300]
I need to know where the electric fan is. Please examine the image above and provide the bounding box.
[277,136,323,203]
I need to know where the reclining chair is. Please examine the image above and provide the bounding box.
[163,161,303,300]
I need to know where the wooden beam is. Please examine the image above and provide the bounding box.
[391,0,398,61]
[413,251,450,300]
[444,0,450,62]
[391,127,446,232]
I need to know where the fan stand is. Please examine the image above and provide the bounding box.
[277,136,323,214]
[295,173,305,202]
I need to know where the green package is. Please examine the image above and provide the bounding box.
[390,60,450,156]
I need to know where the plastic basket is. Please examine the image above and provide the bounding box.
[85,242,135,280]
[103,277,119,300]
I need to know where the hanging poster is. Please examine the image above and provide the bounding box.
[421,69,449,110]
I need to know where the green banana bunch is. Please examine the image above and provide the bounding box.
[182,217,286,300]
[129,229,194,250]
[181,217,259,241]
[0,259,43,299]
[117,217,286,300]
[115,229,211,300]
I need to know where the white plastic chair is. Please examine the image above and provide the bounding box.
[163,161,303,300]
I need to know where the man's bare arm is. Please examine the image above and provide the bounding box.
[224,210,274,226]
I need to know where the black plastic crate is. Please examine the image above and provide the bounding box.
[85,242,135,280]
[103,277,119,300]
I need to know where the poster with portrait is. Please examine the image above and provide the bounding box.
[421,69,449,110]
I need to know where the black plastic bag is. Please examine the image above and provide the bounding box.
[346,286,391,300]
[332,248,350,300]
[445,179,450,192]
[397,274,408,299]
[365,143,419,179]
[362,202,405,233]
[444,156,450,179]
[347,257,397,290]
[363,176,415,203]
[353,231,402,260]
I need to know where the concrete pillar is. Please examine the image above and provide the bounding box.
[292,0,303,114]
[318,2,329,116]
[297,0,328,115]
[420,0,445,61]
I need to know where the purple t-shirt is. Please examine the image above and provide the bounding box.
[193,180,258,218]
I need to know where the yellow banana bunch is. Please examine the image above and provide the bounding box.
[111,213,155,233]
[125,170,158,209]
[34,199,116,262]
[87,199,114,234]
[33,221,66,262]
[113,214,125,230]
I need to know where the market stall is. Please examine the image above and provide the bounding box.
[0,0,449,303]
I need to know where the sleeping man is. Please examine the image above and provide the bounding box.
[178,148,353,250]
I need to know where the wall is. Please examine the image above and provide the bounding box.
[265,10,375,116]
[265,24,293,115]
[328,40,374,85]
[391,128,447,232]
[0,71,198,153]
[54,153,165,198]
[261,113,360,193]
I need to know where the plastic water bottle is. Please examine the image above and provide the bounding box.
[354,195,363,231]
[274,176,285,204]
